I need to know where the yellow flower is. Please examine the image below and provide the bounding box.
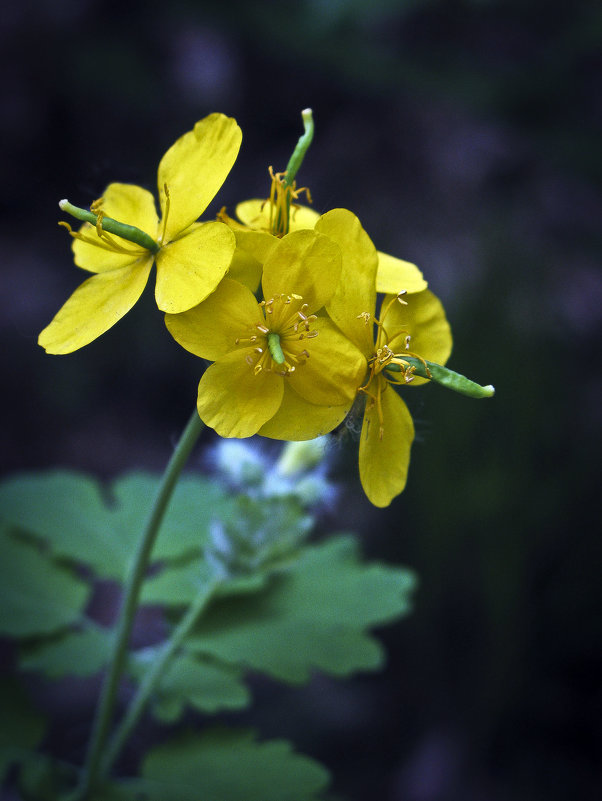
[39,113,242,354]
[225,167,429,296]
[165,229,367,440]
[314,208,452,508]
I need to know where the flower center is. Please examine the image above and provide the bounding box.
[235,293,319,377]
[264,167,313,237]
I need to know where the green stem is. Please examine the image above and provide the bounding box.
[73,410,205,800]
[100,579,218,779]
[59,199,160,254]
[283,108,314,187]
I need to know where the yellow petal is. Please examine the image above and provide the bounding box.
[227,248,263,292]
[155,221,235,313]
[234,229,278,265]
[236,199,320,233]
[72,183,159,273]
[316,209,378,358]
[359,379,414,507]
[376,251,428,294]
[158,113,242,243]
[287,318,366,406]
[259,383,350,440]
[38,257,153,354]
[288,203,321,231]
[197,349,283,438]
[165,278,262,361]
[235,199,269,230]
[262,230,342,311]
[387,289,453,385]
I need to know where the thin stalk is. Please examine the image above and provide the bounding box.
[100,579,218,778]
[73,410,205,800]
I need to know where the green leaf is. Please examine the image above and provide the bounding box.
[0,678,47,783]
[20,626,113,678]
[0,526,90,637]
[113,473,234,563]
[0,471,233,581]
[185,535,416,683]
[141,559,268,607]
[17,752,79,801]
[130,651,250,722]
[0,471,124,579]
[139,729,329,801]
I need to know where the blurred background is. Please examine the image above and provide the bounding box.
[1,0,601,799]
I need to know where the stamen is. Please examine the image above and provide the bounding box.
[58,221,143,256]
[95,210,105,238]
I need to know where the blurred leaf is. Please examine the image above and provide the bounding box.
[0,471,233,581]
[185,535,416,682]
[142,556,270,607]
[20,626,112,678]
[0,678,47,783]
[141,559,220,607]
[0,526,90,637]
[0,471,126,580]
[112,472,234,563]
[18,752,80,801]
[130,651,250,722]
[139,728,329,801]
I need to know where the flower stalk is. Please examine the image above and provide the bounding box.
[72,409,205,800]
[99,577,219,780]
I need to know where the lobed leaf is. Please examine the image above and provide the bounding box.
[139,728,329,801]
[130,651,250,722]
[185,536,417,683]
[0,678,47,783]
[0,471,233,582]
[0,526,90,637]
[20,626,113,678]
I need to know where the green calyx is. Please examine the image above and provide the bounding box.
[59,199,160,254]
[388,357,495,399]
[267,332,286,365]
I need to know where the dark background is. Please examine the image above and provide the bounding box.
[2,1,601,799]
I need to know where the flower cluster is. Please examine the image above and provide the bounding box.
[40,112,463,507]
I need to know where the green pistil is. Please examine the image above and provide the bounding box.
[283,108,314,188]
[59,199,160,254]
[267,332,286,365]
[387,358,495,399]
[274,109,315,236]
